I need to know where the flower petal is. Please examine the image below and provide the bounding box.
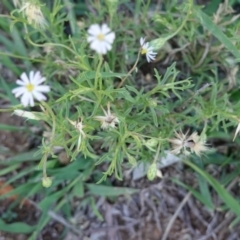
[87,24,101,35]
[12,86,26,97]
[101,24,111,34]
[20,92,31,107]
[90,40,107,54]
[20,72,30,84]
[29,71,34,83]
[87,35,97,43]
[105,32,115,44]
[16,80,26,86]
[140,37,145,46]
[32,90,47,101]
[32,71,41,83]
[35,85,50,92]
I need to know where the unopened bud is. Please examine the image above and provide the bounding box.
[145,138,158,148]
[148,98,157,107]
[149,37,167,51]
[42,177,52,188]
[106,0,118,16]
[147,163,157,181]
[14,109,44,120]
[127,154,136,166]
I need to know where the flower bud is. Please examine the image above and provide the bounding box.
[147,163,157,181]
[14,109,44,120]
[42,177,52,188]
[145,138,158,148]
[106,0,118,17]
[148,98,157,107]
[149,37,167,51]
[127,154,136,166]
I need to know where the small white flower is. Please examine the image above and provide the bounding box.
[87,24,115,54]
[12,71,50,107]
[169,130,191,155]
[68,118,86,150]
[140,37,157,62]
[20,2,47,28]
[94,103,119,129]
[169,130,209,156]
[189,132,208,156]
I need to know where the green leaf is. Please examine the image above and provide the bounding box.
[5,150,42,163]
[193,7,240,59]
[79,71,127,83]
[0,123,27,132]
[202,0,222,15]
[197,174,214,209]
[171,178,214,210]
[184,160,240,218]
[0,219,35,233]
[72,180,84,198]
[86,184,138,196]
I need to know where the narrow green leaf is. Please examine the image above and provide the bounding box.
[0,124,27,131]
[184,160,240,218]
[194,7,240,59]
[86,184,138,196]
[172,178,214,210]
[6,150,42,163]
[197,174,214,209]
[0,219,35,233]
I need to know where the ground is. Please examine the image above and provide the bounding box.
[0,112,240,240]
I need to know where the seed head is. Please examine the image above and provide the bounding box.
[20,2,47,29]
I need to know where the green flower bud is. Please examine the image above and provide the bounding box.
[145,138,158,148]
[14,109,45,120]
[149,37,167,51]
[127,154,136,166]
[106,0,118,17]
[147,163,157,181]
[148,98,157,107]
[42,177,52,188]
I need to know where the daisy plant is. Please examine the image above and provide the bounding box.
[1,0,240,188]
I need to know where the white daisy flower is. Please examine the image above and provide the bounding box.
[87,23,115,54]
[12,71,50,107]
[94,102,119,129]
[140,37,157,62]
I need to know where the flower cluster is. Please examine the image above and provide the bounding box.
[86,24,157,62]
[169,130,208,156]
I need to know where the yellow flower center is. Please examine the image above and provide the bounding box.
[26,83,34,92]
[97,33,105,41]
[141,48,148,55]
